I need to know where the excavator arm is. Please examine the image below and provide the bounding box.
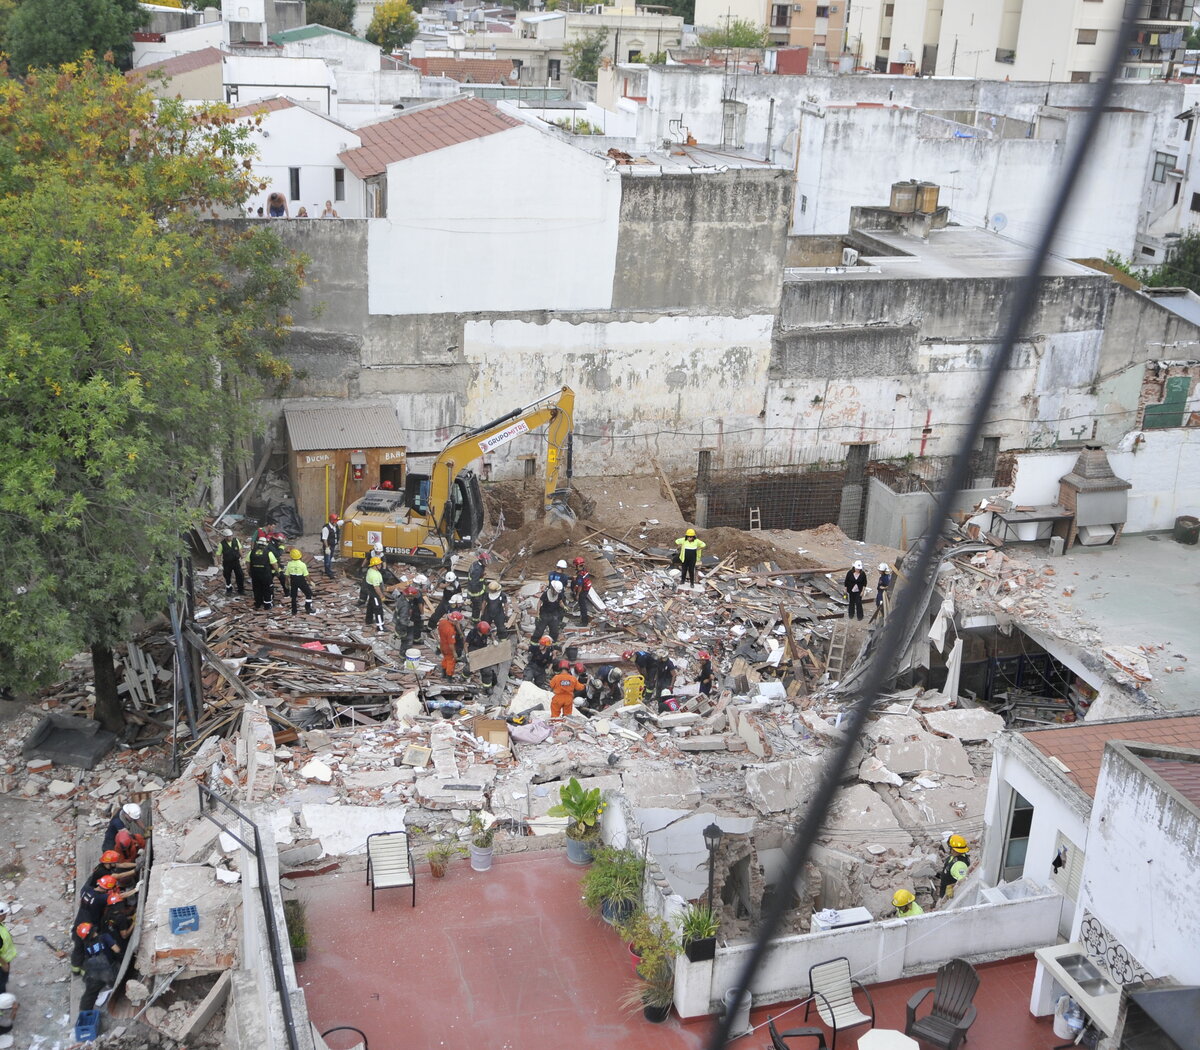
[428,386,575,539]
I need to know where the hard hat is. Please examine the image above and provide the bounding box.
[556,559,567,569]
[445,571,457,583]
[685,528,696,537]
[948,834,969,854]
[369,557,382,566]
[450,611,464,622]
[574,662,585,674]
[607,668,622,683]
[404,585,419,596]
[336,519,344,526]
[892,889,915,908]
[450,594,465,605]
[550,580,564,592]
[478,621,491,634]
[290,549,302,560]
[97,875,119,890]
[413,574,428,586]
[0,993,15,1009]
[381,480,394,489]
[853,560,863,570]
[76,922,93,939]
[699,650,710,660]
[556,659,569,670]
[100,850,122,864]
[0,901,8,916]
[540,635,553,646]
[222,528,233,537]
[487,581,501,593]
[273,532,287,542]
[372,541,384,553]
[622,650,633,661]
[329,514,338,523]
[573,556,585,567]
[122,803,142,821]
[477,551,490,561]
[106,891,123,906]
[879,563,889,572]
[115,830,133,848]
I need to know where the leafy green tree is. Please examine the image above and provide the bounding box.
[699,17,769,48]
[0,58,303,729]
[306,0,356,34]
[366,0,418,52]
[5,0,145,73]
[1141,230,1200,294]
[564,29,608,82]
[658,0,694,23]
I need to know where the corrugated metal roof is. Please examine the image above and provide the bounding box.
[284,403,407,451]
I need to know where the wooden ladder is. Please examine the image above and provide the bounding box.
[826,620,848,679]
[748,507,762,531]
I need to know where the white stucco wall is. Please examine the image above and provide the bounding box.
[367,125,621,315]
[133,21,224,67]
[224,56,338,116]
[1076,744,1200,984]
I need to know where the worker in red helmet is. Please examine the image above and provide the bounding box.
[102,892,137,950]
[436,610,465,679]
[78,922,122,1011]
[698,650,715,696]
[465,620,495,686]
[380,479,395,490]
[114,828,145,864]
[70,876,117,973]
[570,556,594,627]
[524,634,558,688]
[571,661,591,710]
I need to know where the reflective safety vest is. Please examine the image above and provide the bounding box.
[248,546,275,571]
[676,536,706,556]
[285,560,309,578]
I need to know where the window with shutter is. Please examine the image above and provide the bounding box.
[1050,830,1085,899]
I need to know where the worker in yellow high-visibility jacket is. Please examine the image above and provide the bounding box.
[674,528,707,590]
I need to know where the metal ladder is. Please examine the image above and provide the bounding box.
[748,507,762,531]
[826,620,848,679]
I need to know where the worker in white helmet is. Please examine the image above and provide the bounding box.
[844,560,868,621]
[534,578,566,641]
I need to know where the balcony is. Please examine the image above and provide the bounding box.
[995,48,1016,64]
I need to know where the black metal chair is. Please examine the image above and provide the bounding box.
[904,957,980,1050]
[804,956,875,1049]
[767,1015,829,1049]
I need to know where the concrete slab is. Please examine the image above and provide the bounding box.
[343,768,409,790]
[821,783,912,850]
[873,729,974,779]
[620,766,702,809]
[745,756,824,816]
[300,803,407,857]
[858,756,903,787]
[892,777,989,832]
[139,862,240,975]
[922,708,1005,743]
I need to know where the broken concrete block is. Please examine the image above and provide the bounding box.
[874,729,973,779]
[913,691,956,713]
[125,979,150,1004]
[179,819,224,863]
[414,778,487,810]
[746,756,823,815]
[91,778,122,798]
[48,779,75,797]
[300,759,333,783]
[654,712,701,727]
[823,784,912,848]
[921,708,1005,743]
[621,766,702,809]
[301,804,407,858]
[393,690,422,722]
[736,714,769,758]
[677,735,727,752]
[858,756,903,787]
[343,769,408,790]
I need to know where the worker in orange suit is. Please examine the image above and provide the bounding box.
[548,666,582,718]
[437,611,465,679]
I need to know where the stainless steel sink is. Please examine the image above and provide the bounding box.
[1075,977,1118,997]
[1056,954,1117,996]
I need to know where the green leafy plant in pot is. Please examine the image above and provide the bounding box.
[618,911,680,1023]
[548,777,605,864]
[581,846,645,926]
[426,840,466,878]
[680,903,720,962]
[468,812,496,872]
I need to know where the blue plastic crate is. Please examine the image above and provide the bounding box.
[74,1009,101,1041]
[169,905,200,934]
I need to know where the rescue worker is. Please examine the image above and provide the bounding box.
[113,829,144,864]
[0,990,16,1036]
[548,664,581,718]
[247,538,278,611]
[364,556,387,633]
[466,553,490,621]
[357,543,387,605]
[483,580,509,638]
[892,888,923,918]
[844,560,868,622]
[219,529,244,596]
[320,515,341,578]
[102,803,147,853]
[697,651,716,696]
[875,562,894,609]
[393,585,421,649]
[572,661,590,709]
[71,876,117,973]
[624,649,661,697]
[465,620,496,687]
[78,923,122,1011]
[284,549,315,615]
[428,571,461,630]
[268,532,289,594]
[101,891,136,951]
[86,851,136,890]
[938,834,971,899]
[548,559,570,588]
[437,611,465,678]
[524,635,558,687]
[586,664,624,709]
[570,556,594,627]
[533,579,566,641]
[674,527,706,589]
[0,902,14,994]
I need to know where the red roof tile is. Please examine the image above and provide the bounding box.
[1023,714,1200,799]
[228,96,296,120]
[1143,754,1200,809]
[338,97,521,178]
[409,56,518,84]
[127,46,225,80]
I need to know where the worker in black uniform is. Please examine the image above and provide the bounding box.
[697,651,716,696]
[465,620,496,687]
[483,581,509,639]
[219,529,244,596]
[393,585,422,650]
[938,835,972,899]
[428,571,460,630]
[268,532,289,595]
[844,560,868,622]
[247,539,278,611]
[874,562,894,614]
[77,923,122,1011]
[466,553,490,621]
[320,516,341,579]
[524,635,558,687]
[570,556,594,627]
[70,876,117,973]
[571,662,590,710]
[533,580,566,641]
[586,665,625,709]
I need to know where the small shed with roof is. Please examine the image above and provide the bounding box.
[283,402,408,531]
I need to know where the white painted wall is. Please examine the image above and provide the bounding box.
[693,0,760,34]
[133,21,224,67]
[368,125,621,315]
[238,106,364,217]
[224,56,338,116]
[498,98,639,138]
[1076,744,1200,984]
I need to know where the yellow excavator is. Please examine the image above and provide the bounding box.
[340,386,575,567]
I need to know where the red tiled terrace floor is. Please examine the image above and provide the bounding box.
[295,850,1062,1050]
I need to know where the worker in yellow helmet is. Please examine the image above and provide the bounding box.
[364,557,387,633]
[892,888,923,918]
[938,834,971,899]
[284,549,315,616]
[674,527,707,591]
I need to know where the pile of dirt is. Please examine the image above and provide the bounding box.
[490,517,606,580]
[637,524,823,571]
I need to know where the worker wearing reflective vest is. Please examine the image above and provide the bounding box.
[892,888,924,918]
[284,549,315,615]
[364,557,387,632]
[219,530,244,596]
[0,902,15,994]
[938,834,971,899]
[674,528,706,588]
[248,540,278,610]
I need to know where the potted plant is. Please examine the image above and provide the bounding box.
[283,898,309,963]
[581,846,645,926]
[468,812,496,872]
[547,777,605,864]
[618,911,679,1024]
[426,841,466,878]
[680,903,720,962]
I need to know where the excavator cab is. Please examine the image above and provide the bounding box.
[443,471,485,549]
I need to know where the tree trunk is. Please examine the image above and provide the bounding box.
[91,643,124,733]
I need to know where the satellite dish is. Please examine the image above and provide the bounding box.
[991,213,1008,232]
[508,67,518,80]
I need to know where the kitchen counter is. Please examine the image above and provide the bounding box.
[1033,941,1121,1036]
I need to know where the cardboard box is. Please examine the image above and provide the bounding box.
[471,717,510,753]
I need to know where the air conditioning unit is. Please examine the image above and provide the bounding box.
[829,3,838,10]
[842,247,859,266]
[791,3,803,9]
